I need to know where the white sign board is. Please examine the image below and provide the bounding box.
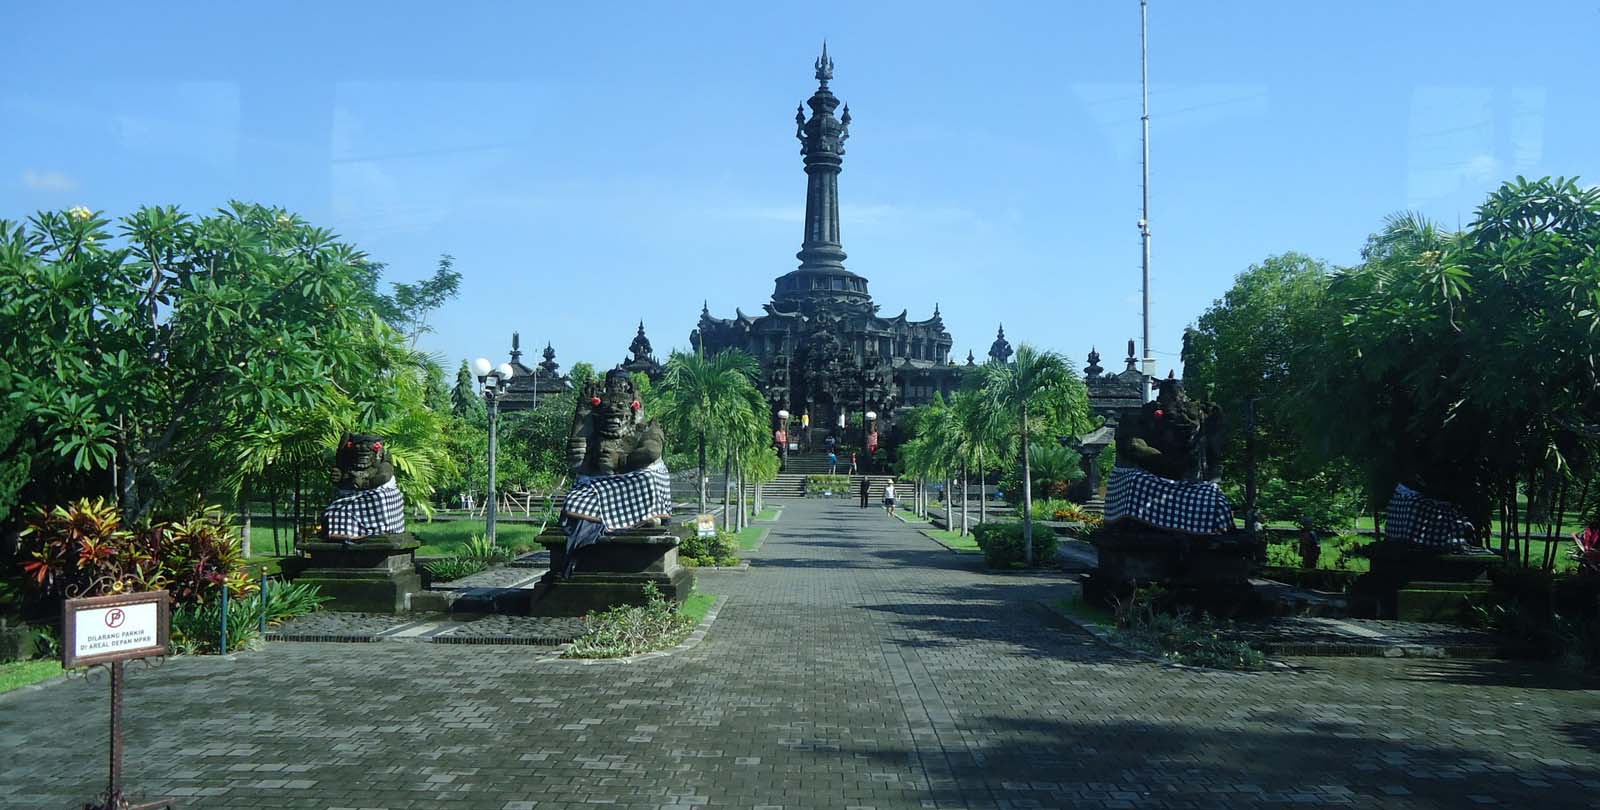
[62,591,170,669]
[696,514,717,538]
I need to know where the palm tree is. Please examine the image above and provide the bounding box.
[956,385,1010,529]
[978,344,1072,564]
[659,348,763,519]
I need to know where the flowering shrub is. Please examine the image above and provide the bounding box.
[18,498,254,605]
[1573,526,1600,575]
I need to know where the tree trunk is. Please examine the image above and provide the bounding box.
[270,486,281,557]
[1022,408,1034,565]
[240,480,252,559]
[697,433,708,516]
[736,449,747,531]
[293,468,303,547]
[722,452,733,532]
[960,462,969,536]
[978,458,987,526]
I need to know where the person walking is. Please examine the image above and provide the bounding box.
[859,476,870,508]
[848,451,858,476]
[828,449,838,474]
[883,481,896,516]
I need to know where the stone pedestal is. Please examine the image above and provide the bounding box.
[529,528,695,617]
[283,534,423,614]
[1083,525,1264,616]
[1349,543,1502,620]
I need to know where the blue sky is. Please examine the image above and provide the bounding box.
[4,1,1596,377]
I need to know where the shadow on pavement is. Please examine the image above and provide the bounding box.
[831,714,1600,808]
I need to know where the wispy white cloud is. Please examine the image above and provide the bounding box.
[20,169,78,192]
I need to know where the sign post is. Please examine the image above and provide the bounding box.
[62,590,175,810]
[695,514,716,539]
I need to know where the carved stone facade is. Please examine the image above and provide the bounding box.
[1084,340,1150,427]
[692,46,963,442]
[500,332,572,413]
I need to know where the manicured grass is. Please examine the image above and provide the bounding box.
[748,506,781,522]
[0,659,64,694]
[895,509,930,523]
[680,591,717,623]
[1053,597,1115,629]
[924,528,981,553]
[735,525,769,552]
[244,519,548,561]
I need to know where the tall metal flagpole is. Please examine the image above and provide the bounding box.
[1139,0,1154,402]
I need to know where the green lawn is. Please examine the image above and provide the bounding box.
[243,519,549,565]
[749,506,781,522]
[895,508,930,523]
[735,525,769,552]
[0,659,64,694]
[924,528,981,553]
[680,591,717,623]
[1053,597,1115,629]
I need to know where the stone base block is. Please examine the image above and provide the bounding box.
[1085,526,1264,616]
[1349,545,1503,619]
[1395,581,1493,623]
[528,528,695,617]
[284,533,423,614]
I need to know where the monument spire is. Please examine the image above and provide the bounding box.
[791,42,854,281]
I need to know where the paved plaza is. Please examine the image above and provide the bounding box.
[2,499,1597,809]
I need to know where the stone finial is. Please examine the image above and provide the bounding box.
[815,40,833,83]
[988,324,1014,364]
[510,331,522,363]
[630,320,654,362]
[1085,346,1104,379]
[965,349,976,367]
[540,342,559,376]
[1125,338,1139,372]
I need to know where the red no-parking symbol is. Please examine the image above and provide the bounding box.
[105,608,125,628]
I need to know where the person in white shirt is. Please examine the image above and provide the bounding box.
[882,481,896,515]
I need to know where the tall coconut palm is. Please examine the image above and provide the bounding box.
[659,348,763,518]
[956,385,1011,529]
[978,344,1072,564]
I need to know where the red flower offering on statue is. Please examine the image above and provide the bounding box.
[631,400,641,411]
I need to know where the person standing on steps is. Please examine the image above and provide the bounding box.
[883,481,896,516]
[849,451,858,476]
[828,449,838,474]
[859,476,870,508]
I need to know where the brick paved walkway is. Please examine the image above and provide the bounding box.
[3,500,1598,809]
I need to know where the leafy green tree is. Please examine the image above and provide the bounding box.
[1181,252,1361,528]
[452,359,486,421]
[569,362,598,388]
[658,349,763,516]
[1295,177,1600,549]
[376,253,461,347]
[0,203,450,522]
[978,345,1076,564]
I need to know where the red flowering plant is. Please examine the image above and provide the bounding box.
[18,498,255,605]
[1574,523,1600,575]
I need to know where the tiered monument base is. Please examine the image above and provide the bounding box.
[283,534,423,614]
[529,527,695,617]
[1349,544,1502,621]
[1082,525,1264,616]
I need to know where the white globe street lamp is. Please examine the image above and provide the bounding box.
[475,358,516,546]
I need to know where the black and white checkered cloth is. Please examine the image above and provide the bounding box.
[321,478,406,539]
[1105,466,1235,536]
[1384,484,1474,548]
[561,460,673,532]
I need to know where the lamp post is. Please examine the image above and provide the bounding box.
[474,357,515,546]
[777,409,790,469]
[865,410,877,473]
